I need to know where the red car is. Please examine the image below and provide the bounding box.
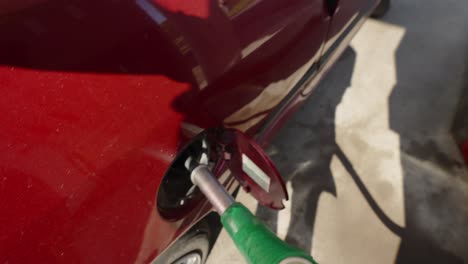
[0,0,388,263]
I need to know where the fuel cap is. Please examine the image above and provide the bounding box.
[207,128,288,209]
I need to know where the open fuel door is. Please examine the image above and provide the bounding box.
[158,127,288,220]
[206,128,288,210]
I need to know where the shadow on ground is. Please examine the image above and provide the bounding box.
[256,1,468,260]
[257,47,415,261]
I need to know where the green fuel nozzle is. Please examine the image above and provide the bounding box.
[190,165,317,264]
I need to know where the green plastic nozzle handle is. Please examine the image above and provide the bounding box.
[221,203,317,264]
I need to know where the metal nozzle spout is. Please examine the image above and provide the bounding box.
[190,165,234,215]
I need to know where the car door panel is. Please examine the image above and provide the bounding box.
[149,0,331,135]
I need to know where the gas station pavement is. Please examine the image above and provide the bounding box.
[207,0,468,263]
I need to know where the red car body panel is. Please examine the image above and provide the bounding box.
[462,141,468,164]
[0,0,376,262]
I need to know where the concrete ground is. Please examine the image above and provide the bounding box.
[207,0,468,263]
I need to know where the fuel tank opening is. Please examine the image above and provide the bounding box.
[157,130,215,220]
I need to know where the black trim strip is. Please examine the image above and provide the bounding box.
[255,62,319,141]
[256,0,376,141]
[321,0,375,65]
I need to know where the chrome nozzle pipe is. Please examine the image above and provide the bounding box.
[190,165,234,215]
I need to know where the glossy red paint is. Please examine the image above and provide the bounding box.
[258,3,377,146]
[462,141,468,164]
[152,0,210,19]
[0,0,375,262]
